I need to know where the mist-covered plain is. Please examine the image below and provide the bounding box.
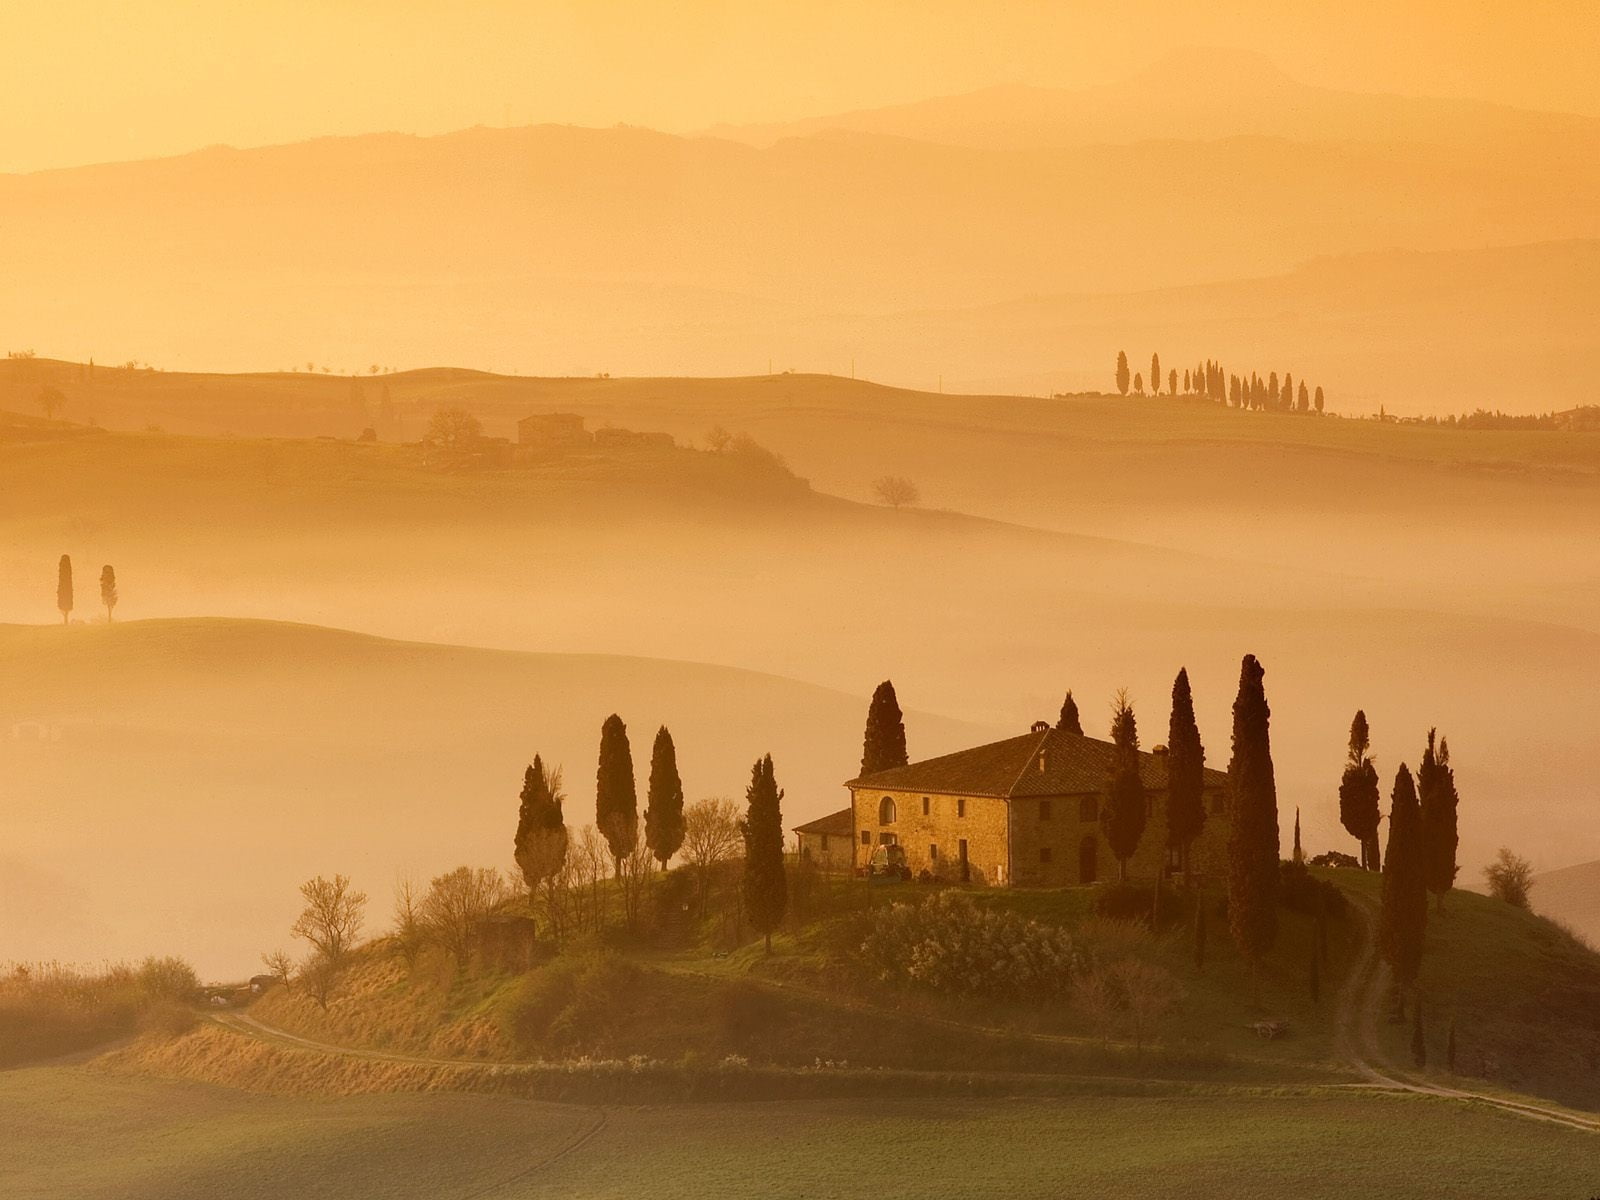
[2,371,1596,975]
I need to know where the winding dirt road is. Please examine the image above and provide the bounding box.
[1335,892,1600,1133]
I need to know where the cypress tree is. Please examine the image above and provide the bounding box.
[513,755,568,900]
[56,554,73,624]
[1101,692,1146,882]
[1314,386,1325,414]
[860,681,909,776]
[1226,654,1280,983]
[1338,711,1382,870]
[1167,368,1176,396]
[595,714,638,872]
[1165,668,1206,885]
[1134,372,1143,394]
[1293,807,1304,864]
[1420,731,1460,909]
[1057,690,1083,735]
[99,564,117,623]
[644,725,686,869]
[1380,764,1428,1000]
[1115,351,1130,395]
[1298,380,1310,411]
[1150,353,1161,395]
[740,754,787,953]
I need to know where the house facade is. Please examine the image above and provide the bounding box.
[840,720,1232,886]
[793,807,854,872]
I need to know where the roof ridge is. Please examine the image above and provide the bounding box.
[1001,727,1056,799]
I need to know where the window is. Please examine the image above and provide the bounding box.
[879,832,897,846]
[860,830,871,846]
[1039,847,1053,864]
[958,839,970,883]
[820,834,829,853]
[922,796,930,816]
[1079,835,1098,884]
[1039,799,1052,821]
[957,797,966,818]
[929,844,939,863]
[879,796,897,824]
[1079,796,1098,822]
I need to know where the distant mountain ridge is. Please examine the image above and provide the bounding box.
[706,48,1600,151]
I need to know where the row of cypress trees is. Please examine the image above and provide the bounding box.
[1113,349,1326,413]
[512,716,790,949]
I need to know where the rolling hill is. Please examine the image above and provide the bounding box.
[1532,860,1600,947]
[2,80,1596,409]
[0,618,996,976]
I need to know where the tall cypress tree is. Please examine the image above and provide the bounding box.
[740,754,787,953]
[1150,352,1161,395]
[860,681,909,776]
[1419,731,1460,909]
[1380,764,1428,1000]
[56,554,73,624]
[1338,711,1382,870]
[644,725,686,870]
[1115,351,1130,395]
[595,714,638,872]
[1226,654,1280,982]
[514,755,568,901]
[1057,690,1083,735]
[1293,807,1304,864]
[99,564,118,622]
[1102,692,1146,882]
[1165,668,1206,884]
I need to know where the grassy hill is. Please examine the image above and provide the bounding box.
[0,618,994,976]
[1533,859,1600,947]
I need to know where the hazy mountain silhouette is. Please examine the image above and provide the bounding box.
[708,47,1600,151]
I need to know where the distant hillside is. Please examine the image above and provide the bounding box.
[0,618,996,976]
[708,49,1600,151]
[1,113,1596,407]
[1533,860,1600,947]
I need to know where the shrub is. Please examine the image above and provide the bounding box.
[136,956,200,1000]
[859,892,1079,998]
[1091,880,1190,928]
[1278,860,1347,918]
[499,953,642,1056]
[1310,850,1361,870]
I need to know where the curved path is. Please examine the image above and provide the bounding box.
[1334,891,1600,1134]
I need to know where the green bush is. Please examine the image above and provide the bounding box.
[498,953,642,1056]
[859,891,1079,998]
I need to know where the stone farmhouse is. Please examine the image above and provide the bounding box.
[797,720,1231,886]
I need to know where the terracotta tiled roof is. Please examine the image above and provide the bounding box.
[793,807,854,837]
[847,726,1227,799]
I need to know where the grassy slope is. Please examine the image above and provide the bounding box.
[1532,858,1600,947]
[0,617,994,974]
[6,1064,1597,1200]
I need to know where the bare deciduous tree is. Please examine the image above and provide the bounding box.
[704,425,733,453]
[872,475,920,509]
[299,954,338,1010]
[682,797,742,916]
[1484,848,1535,908]
[289,874,367,965]
[420,866,509,966]
[424,406,483,451]
[391,875,429,968]
[261,949,295,991]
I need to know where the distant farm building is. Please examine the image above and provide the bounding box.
[845,721,1231,886]
[517,412,591,449]
[794,807,854,872]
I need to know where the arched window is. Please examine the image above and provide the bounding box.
[879,796,897,825]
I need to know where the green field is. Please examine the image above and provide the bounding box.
[3,1064,1594,1200]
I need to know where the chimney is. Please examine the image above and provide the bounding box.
[1030,720,1050,734]
[1152,744,1169,756]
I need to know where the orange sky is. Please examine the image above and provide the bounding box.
[7,0,1599,173]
